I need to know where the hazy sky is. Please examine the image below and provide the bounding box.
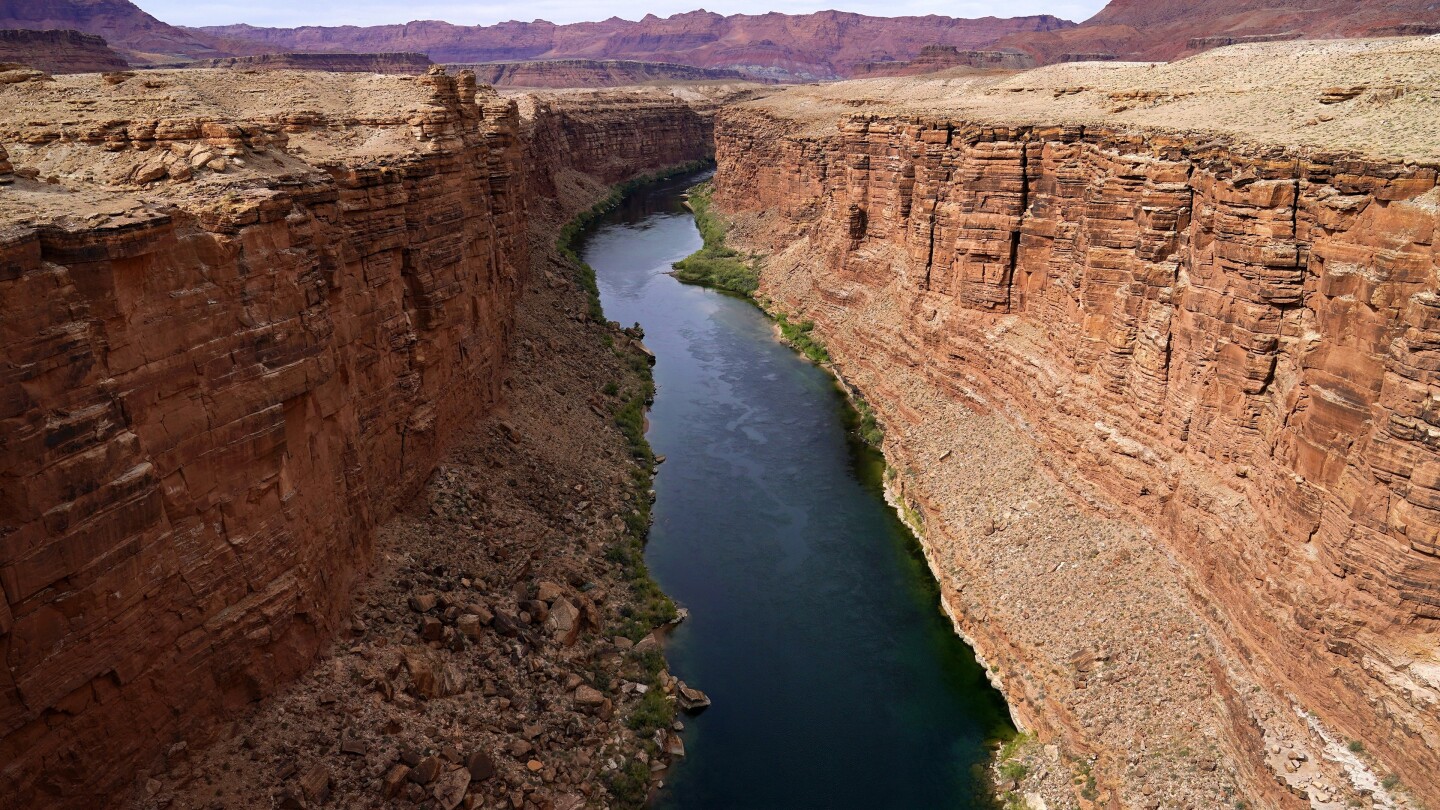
[136,0,1111,28]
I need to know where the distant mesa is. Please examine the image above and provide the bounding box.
[179,52,435,74]
[187,8,1077,80]
[0,28,128,73]
[853,46,1036,78]
[452,59,766,88]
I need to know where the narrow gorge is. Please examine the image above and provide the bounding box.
[2,27,1439,810]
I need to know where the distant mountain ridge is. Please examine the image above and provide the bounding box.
[996,0,1440,63]
[0,0,238,63]
[191,10,1077,80]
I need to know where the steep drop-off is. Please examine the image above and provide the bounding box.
[712,38,1440,809]
[0,28,127,72]
[0,64,738,808]
[0,67,530,807]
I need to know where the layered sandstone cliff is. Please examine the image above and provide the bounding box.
[0,28,127,72]
[995,0,1440,63]
[852,46,1036,77]
[455,59,756,88]
[712,37,1440,809]
[181,52,433,74]
[0,67,529,807]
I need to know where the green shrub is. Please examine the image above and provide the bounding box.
[604,758,652,808]
[626,688,673,736]
[671,181,761,295]
[999,761,1029,782]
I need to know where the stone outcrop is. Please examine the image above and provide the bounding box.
[853,46,1036,77]
[195,9,1076,81]
[711,40,1440,808]
[181,52,433,74]
[0,67,527,807]
[454,59,758,88]
[0,28,127,73]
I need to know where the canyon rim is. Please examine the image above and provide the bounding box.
[2,1,1440,809]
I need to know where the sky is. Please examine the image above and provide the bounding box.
[135,0,1111,29]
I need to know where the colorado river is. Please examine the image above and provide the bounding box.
[580,171,1014,809]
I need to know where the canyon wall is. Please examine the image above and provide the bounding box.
[0,64,730,808]
[516,87,729,199]
[0,29,127,73]
[0,68,529,807]
[456,59,755,89]
[181,51,433,73]
[711,49,1440,807]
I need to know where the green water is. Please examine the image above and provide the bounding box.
[580,171,1015,809]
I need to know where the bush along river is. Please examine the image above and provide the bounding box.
[578,169,1016,809]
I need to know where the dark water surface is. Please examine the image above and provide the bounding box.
[580,172,1014,810]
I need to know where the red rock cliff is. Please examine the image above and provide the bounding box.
[712,42,1440,807]
[0,68,529,807]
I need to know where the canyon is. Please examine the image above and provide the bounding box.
[0,62,736,808]
[2,4,1440,809]
[710,35,1440,809]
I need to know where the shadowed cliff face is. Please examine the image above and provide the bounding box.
[710,46,1440,807]
[0,28,128,73]
[0,68,725,808]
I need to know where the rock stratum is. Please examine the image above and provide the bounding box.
[0,63,729,807]
[454,59,758,88]
[0,0,246,64]
[0,66,528,807]
[851,45,1037,77]
[712,36,1440,809]
[179,52,434,74]
[0,28,127,73]
[194,9,1075,81]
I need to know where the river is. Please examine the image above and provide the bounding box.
[580,170,1014,809]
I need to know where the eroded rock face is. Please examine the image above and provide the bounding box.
[0,29,128,73]
[183,52,434,74]
[713,106,1440,804]
[455,59,759,88]
[0,69,527,806]
[852,46,1037,77]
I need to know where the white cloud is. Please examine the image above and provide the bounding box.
[135,0,1110,28]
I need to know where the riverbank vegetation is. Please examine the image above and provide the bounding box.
[672,185,886,450]
[560,159,716,320]
[557,164,710,808]
[670,181,762,295]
